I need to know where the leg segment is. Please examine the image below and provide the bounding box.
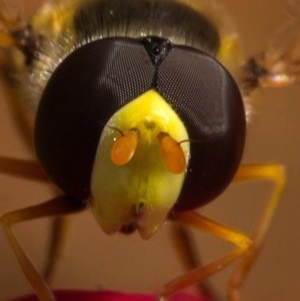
[0,196,88,301]
[169,224,219,300]
[43,216,69,282]
[0,156,74,285]
[169,224,200,272]
[228,163,285,301]
[160,163,285,301]
[0,156,46,181]
[160,212,252,299]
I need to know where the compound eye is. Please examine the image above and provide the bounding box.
[158,132,186,174]
[153,46,246,210]
[34,37,155,198]
[110,129,139,166]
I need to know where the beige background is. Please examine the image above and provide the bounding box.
[0,0,299,301]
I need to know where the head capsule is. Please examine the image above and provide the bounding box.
[34,1,245,238]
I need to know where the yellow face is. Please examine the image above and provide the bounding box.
[91,90,190,238]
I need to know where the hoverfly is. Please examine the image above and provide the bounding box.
[0,0,299,301]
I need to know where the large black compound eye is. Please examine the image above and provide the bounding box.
[154,47,246,211]
[35,34,245,212]
[34,38,156,198]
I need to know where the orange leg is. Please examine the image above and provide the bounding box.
[0,196,88,301]
[0,156,47,181]
[228,164,285,301]
[169,224,219,300]
[160,211,252,300]
[159,163,285,301]
[0,156,72,284]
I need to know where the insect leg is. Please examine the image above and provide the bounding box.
[0,195,88,301]
[0,158,74,286]
[0,156,46,181]
[169,224,200,274]
[169,224,220,300]
[43,216,69,283]
[228,163,285,301]
[159,212,252,301]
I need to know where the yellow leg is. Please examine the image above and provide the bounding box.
[228,163,285,301]
[169,224,223,300]
[160,211,252,299]
[0,156,72,285]
[160,163,285,301]
[169,225,204,296]
[0,196,87,301]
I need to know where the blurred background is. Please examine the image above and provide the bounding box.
[0,0,299,301]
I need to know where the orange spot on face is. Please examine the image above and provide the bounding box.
[158,132,186,174]
[110,129,138,166]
